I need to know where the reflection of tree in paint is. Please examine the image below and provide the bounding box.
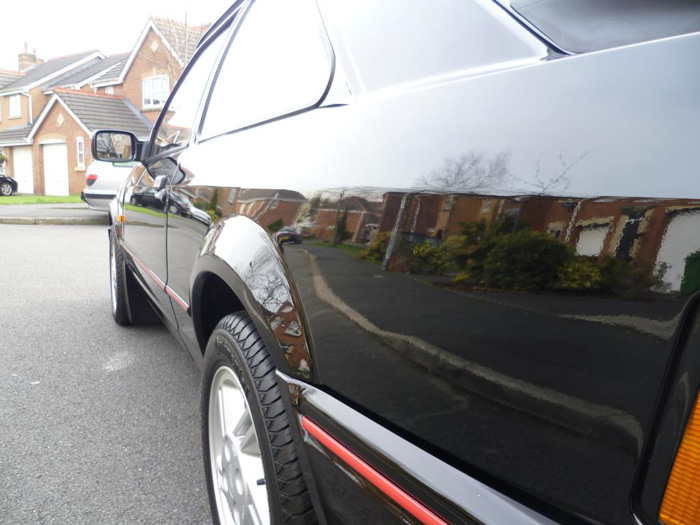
[419,151,511,191]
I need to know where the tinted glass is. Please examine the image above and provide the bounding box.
[509,0,700,53]
[200,0,332,139]
[152,23,231,154]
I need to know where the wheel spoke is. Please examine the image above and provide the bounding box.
[233,409,252,438]
[239,424,261,456]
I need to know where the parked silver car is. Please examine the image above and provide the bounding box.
[81,160,135,211]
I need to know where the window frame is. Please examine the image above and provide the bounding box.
[196,0,336,143]
[144,6,241,162]
[8,95,21,118]
[142,75,170,110]
[76,137,85,168]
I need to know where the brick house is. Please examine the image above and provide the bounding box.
[0,50,106,193]
[379,191,700,292]
[311,196,382,243]
[90,17,208,123]
[25,89,151,195]
[0,16,208,195]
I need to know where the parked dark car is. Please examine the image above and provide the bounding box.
[94,1,700,524]
[274,227,302,246]
[0,174,18,196]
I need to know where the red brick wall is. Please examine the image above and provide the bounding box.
[32,101,92,195]
[122,28,179,123]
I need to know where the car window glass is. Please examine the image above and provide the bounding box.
[151,22,232,155]
[200,0,332,139]
[505,0,700,53]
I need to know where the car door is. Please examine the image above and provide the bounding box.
[133,12,237,360]
[121,158,174,321]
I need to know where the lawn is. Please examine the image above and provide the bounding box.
[0,195,83,205]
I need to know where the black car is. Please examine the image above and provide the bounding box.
[94,1,700,524]
[0,174,18,196]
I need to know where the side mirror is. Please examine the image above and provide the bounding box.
[92,130,141,162]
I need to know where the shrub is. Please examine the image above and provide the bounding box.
[557,256,602,291]
[410,241,450,275]
[267,218,284,232]
[483,230,568,291]
[361,232,392,263]
[598,255,655,292]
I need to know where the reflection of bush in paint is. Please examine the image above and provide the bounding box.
[483,231,569,291]
[369,216,661,295]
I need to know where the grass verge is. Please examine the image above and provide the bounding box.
[0,195,83,205]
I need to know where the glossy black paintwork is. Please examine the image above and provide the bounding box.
[103,1,700,523]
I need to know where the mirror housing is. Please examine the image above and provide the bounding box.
[92,130,142,163]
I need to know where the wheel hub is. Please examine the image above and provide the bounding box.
[220,434,247,523]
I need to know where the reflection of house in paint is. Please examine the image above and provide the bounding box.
[379,192,700,292]
[236,188,306,229]
[311,196,381,243]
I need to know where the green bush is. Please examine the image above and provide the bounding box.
[361,232,392,263]
[483,230,569,291]
[598,255,655,292]
[267,218,284,232]
[410,241,450,275]
[557,256,602,291]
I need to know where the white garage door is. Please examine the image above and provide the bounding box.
[576,226,608,256]
[43,143,69,196]
[13,146,34,194]
[655,211,700,292]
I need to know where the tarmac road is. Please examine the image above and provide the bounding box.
[0,224,210,524]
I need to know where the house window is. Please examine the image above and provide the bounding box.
[105,86,114,95]
[142,76,169,109]
[9,95,21,118]
[76,137,85,167]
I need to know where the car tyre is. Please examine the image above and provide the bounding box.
[0,181,14,196]
[202,313,316,525]
[109,230,130,325]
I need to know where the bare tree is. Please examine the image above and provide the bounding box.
[145,17,208,85]
[419,151,511,191]
[515,152,590,195]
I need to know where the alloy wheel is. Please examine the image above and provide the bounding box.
[208,366,270,525]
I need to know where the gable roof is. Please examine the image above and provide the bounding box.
[28,90,153,142]
[0,51,104,94]
[101,17,210,87]
[152,17,209,65]
[44,53,130,91]
[0,70,24,90]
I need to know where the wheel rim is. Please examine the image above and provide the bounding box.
[209,366,270,525]
[1,183,11,195]
[109,239,118,314]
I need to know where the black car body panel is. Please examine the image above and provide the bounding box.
[0,174,18,195]
[100,0,700,523]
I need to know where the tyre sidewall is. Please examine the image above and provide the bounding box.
[202,327,283,525]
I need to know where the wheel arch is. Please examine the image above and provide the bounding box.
[190,217,315,381]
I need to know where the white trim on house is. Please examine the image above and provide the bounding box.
[38,138,67,145]
[27,94,91,142]
[8,95,21,118]
[44,61,124,94]
[95,18,184,88]
[1,52,104,94]
[76,136,85,167]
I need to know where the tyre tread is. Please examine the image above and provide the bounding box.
[214,313,316,525]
